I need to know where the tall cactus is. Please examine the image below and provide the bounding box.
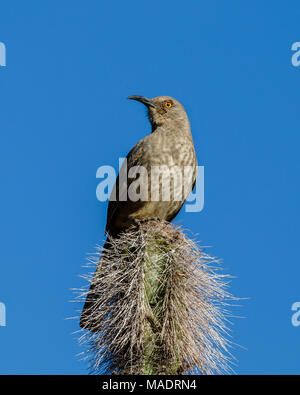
[76,220,235,375]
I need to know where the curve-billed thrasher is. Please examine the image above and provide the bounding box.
[80,95,197,329]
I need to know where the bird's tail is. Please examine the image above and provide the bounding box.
[79,238,110,331]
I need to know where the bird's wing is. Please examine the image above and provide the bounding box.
[105,139,146,235]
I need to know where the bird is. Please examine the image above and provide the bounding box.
[80,95,197,330]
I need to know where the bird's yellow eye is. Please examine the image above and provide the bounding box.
[164,101,172,109]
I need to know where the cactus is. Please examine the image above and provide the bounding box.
[75,220,236,375]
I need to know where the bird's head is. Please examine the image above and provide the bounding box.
[128,95,189,132]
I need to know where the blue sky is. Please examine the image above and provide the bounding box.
[0,1,299,374]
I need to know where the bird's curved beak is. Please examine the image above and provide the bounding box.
[128,95,156,108]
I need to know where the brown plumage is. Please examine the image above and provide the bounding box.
[80,95,197,330]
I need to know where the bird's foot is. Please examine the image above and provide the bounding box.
[139,217,161,223]
[128,217,162,227]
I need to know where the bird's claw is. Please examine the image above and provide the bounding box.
[129,217,161,226]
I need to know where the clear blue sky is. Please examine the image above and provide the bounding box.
[0,1,299,374]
